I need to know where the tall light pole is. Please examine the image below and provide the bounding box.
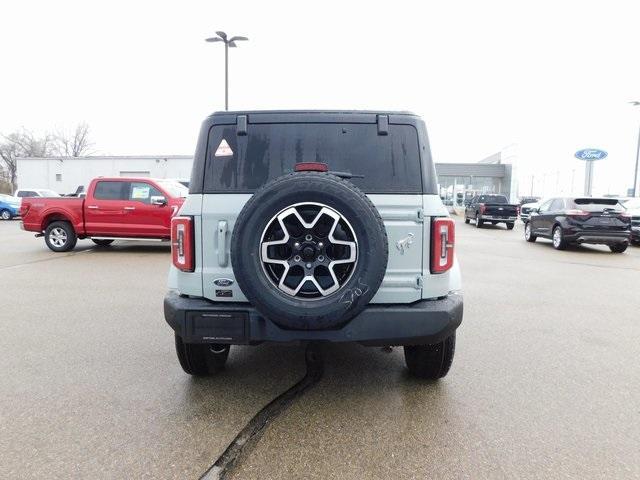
[205,31,248,111]
[631,101,640,197]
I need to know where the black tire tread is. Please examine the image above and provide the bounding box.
[174,334,229,376]
[44,220,78,252]
[404,333,456,380]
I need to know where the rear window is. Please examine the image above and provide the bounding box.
[94,181,126,200]
[572,198,624,212]
[203,123,422,194]
[17,191,37,198]
[478,195,508,204]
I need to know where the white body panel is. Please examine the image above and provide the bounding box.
[170,192,461,303]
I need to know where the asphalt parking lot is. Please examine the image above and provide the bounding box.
[1,218,639,479]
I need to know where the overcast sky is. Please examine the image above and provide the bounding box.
[1,0,639,196]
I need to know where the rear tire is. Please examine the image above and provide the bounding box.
[475,214,483,228]
[552,225,567,250]
[174,334,230,376]
[506,222,515,230]
[609,244,628,253]
[92,239,114,247]
[524,222,537,242]
[0,209,11,220]
[44,221,78,252]
[464,217,470,224]
[404,333,456,380]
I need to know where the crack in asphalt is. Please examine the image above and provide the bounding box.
[0,248,95,270]
[199,343,325,480]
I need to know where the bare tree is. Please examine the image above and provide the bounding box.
[53,122,94,157]
[0,128,54,191]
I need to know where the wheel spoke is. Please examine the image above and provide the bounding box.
[260,203,358,298]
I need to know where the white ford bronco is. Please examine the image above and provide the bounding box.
[165,110,462,379]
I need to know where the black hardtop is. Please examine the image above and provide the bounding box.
[206,110,420,126]
[190,109,437,195]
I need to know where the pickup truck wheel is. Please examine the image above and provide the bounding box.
[0,209,11,220]
[552,225,567,250]
[464,217,470,224]
[174,334,230,376]
[609,244,628,253]
[475,214,483,228]
[524,222,537,242]
[404,333,456,380]
[231,171,388,330]
[92,239,114,247]
[506,222,515,230]
[44,221,78,252]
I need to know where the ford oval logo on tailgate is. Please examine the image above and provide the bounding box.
[214,278,234,287]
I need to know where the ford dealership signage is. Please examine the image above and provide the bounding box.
[575,149,608,161]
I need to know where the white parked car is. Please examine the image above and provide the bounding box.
[14,188,60,199]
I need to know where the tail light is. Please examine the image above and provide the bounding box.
[565,209,590,217]
[431,217,455,274]
[516,206,520,216]
[171,216,194,272]
[20,203,30,217]
[295,162,329,172]
[479,204,486,214]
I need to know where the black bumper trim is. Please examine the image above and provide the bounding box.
[164,291,463,346]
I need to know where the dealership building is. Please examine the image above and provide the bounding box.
[17,150,517,201]
[16,155,193,195]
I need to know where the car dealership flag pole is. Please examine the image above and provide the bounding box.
[205,31,249,111]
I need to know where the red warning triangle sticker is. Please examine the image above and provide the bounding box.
[214,139,233,157]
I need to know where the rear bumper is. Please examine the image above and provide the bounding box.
[564,229,630,245]
[480,215,517,222]
[164,290,463,346]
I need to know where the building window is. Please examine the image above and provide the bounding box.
[55,174,62,182]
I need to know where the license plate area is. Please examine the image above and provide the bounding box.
[186,311,248,343]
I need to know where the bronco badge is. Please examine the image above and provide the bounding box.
[396,233,414,255]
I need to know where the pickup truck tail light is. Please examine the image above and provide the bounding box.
[479,204,486,214]
[431,217,455,274]
[171,216,194,272]
[20,203,30,218]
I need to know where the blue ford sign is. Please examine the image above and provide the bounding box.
[575,149,608,161]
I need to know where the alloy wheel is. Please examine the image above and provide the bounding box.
[553,227,561,248]
[260,202,358,298]
[49,227,68,248]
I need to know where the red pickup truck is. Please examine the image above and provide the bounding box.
[21,177,187,252]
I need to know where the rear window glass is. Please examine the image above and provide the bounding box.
[478,195,508,204]
[94,181,126,200]
[572,198,624,212]
[203,123,422,194]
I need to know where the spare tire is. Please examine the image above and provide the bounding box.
[231,172,388,330]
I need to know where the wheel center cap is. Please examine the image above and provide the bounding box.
[302,246,316,260]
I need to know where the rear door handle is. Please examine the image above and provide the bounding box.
[87,205,99,210]
[124,207,136,211]
[218,220,228,267]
